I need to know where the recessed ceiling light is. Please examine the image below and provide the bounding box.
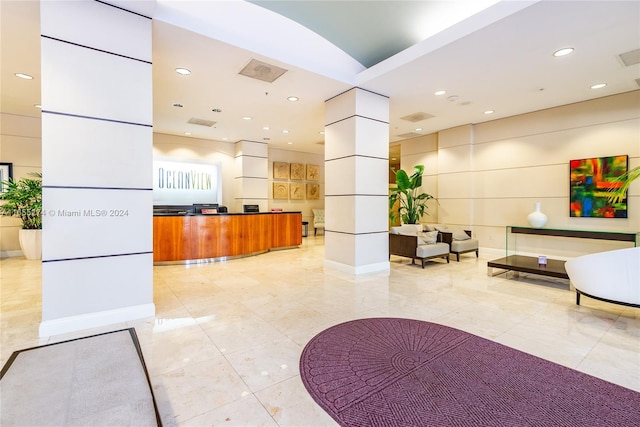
[184,132,191,135]
[391,157,397,161]
[287,96,299,102]
[287,142,293,145]
[172,103,183,108]
[484,110,495,115]
[434,90,446,96]
[15,73,33,79]
[282,130,289,134]
[415,127,423,131]
[34,104,42,109]
[242,116,252,120]
[263,126,270,130]
[590,83,607,89]
[553,47,574,57]
[447,95,459,102]
[222,137,228,140]
[319,131,325,135]
[175,68,191,75]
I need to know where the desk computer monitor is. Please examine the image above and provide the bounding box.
[243,204,260,213]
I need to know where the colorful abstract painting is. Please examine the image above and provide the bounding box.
[569,155,627,218]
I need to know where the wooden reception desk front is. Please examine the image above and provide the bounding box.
[153,212,302,264]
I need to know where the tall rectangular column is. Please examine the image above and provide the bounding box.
[39,1,154,336]
[324,88,390,274]
[234,140,268,212]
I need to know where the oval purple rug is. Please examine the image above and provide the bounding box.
[300,318,640,427]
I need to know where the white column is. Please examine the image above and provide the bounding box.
[39,1,154,336]
[324,88,390,274]
[234,140,269,212]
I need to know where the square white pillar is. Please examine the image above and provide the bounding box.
[324,88,390,274]
[39,1,154,337]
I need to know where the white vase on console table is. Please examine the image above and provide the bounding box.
[527,202,547,228]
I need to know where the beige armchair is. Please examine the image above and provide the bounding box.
[312,209,325,235]
[429,224,479,261]
[389,225,450,268]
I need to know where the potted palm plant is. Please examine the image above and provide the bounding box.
[389,165,436,224]
[0,172,42,259]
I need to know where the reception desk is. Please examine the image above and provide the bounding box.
[153,212,302,264]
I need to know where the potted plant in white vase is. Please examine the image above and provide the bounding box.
[0,172,42,260]
[389,165,436,224]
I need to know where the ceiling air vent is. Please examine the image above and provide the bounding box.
[188,118,216,127]
[400,112,434,122]
[619,48,640,67]
[396,132,423,139]
[239,59,287,83]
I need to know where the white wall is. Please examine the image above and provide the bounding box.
[470,91,639,258]
[399,90,640,259]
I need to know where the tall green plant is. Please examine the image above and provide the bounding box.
[0,172,42,229]
[389,165,435,224]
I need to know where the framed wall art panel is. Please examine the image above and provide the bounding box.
[569,154,628,218]
[290,163,305,180]
[306,183,320,200]
[290,183,304,200]
[306,164,319,181]
[273,182,289,199]
[274,162,289,180]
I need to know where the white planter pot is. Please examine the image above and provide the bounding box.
[19,229,42,260]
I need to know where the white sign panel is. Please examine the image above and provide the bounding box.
[153,159,220,204]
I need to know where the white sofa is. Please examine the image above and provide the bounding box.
[564,247,639,308]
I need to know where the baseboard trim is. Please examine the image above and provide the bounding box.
[480,247,503,259]
[324,259,390,275]
[0,250,25,259]
[39,303,155,337]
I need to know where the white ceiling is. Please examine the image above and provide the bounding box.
[1,1,639,156]
[246,0,503,68]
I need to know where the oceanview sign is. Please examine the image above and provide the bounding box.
[153,158,220,204]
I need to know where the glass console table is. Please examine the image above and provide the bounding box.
[487,226,639,279]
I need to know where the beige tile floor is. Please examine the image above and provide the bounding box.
[1,236,639,426]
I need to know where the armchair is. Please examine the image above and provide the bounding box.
[430,225,479,261]
[312,209,325,235]
[389,225,450,268]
